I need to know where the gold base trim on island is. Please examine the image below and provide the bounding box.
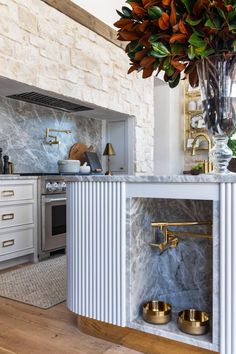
[77,316,218,354]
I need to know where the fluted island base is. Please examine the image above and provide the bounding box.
[77,316,218,354]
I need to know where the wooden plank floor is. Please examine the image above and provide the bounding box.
[0,298,141,354]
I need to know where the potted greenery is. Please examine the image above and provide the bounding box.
[115,0,236,87]
[115,0,236,174]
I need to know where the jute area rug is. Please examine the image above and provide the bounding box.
[0,255,66,309]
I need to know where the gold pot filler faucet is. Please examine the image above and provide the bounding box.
[45,128,72,145]
[150,221,213,253]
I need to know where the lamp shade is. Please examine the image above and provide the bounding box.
[103,143,116,156]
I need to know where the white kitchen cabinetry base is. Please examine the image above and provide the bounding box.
[0,179,38,269]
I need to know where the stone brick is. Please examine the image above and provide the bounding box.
[0,35,14,56]
[58,64,79,84]
[18,6,38,33]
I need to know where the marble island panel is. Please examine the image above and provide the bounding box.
[64,173,236,183]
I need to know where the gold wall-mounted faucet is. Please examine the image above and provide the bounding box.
[191,133,213,173]
[45,128,72,145]
[150,221,212,253]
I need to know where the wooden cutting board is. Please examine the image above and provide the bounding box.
[68,143,93,165]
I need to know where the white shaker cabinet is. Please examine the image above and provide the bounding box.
[0,179,38,269]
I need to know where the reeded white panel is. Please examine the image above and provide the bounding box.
[67,181,126,327]
[220,183,236,354]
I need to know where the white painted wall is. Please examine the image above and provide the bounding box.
[72,0,124,27]
[154,78,184,175]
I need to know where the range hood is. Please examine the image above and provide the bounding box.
[7,92,93,113]
[0,76,131,121]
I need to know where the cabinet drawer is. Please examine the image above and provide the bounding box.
[0,204,33,229]
[0,228,34,256]
[0,184,34,202]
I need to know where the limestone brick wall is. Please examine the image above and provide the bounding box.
[0,0,154,174]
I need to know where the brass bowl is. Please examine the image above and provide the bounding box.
[177,309,209,335]
[143,300,172,324]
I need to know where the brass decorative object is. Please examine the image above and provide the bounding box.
[143,300,172,324]
[103,143,116,176]
[177,309,209,335]
[150,220,212,252]
[191,133,213,173]
[183,83,211,152]
[45,128,72,145]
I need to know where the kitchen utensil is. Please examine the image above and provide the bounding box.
[58,160,81,174]
[177,309,209,335]
[68,143,93,165]
[143,300,172,324]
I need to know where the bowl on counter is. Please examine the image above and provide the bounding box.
[58,160,80,174]
[143,300,172,324]
[177,309,209,335]
[79,165,91,174]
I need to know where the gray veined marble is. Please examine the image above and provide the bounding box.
[126,197,219,352]
[0,96,102,173]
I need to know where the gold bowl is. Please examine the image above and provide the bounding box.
[177,309,209,335]
[143,300,172,324]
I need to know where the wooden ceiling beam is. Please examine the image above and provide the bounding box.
[41,0,126,49]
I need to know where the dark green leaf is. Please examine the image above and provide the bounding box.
[216,7,226,20]
[192,27,205,37]
[149,50,168,58]
[188,45,196,59]
[229,23,236,30]
[116,10,127,18]
[233,41,236,52]
[149,34,162,43]
[170,43,184,54]
[128,40,143,52]
[189,33,207,48]
[200,48,215,57]
[205,18,217,29]
[153,60,160,70]
[180,0,195,13]
[122,6,132,17]
[186,16,202,26]
[169,73,181,88]
[152,42,170,57]
[147,6,163,19]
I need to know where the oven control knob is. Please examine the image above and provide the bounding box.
[61,182,66,191]
[46,182,53,192]
[52,182,59,192]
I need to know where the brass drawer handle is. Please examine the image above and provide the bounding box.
[1,190,15,197]
[2,213,14,221]
[2,239,15,247]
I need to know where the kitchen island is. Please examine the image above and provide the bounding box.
[65,175,236,354]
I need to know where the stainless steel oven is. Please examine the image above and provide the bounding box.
[36,175,67,260]
[41,194,66,252]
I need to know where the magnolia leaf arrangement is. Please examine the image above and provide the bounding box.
[114,0,236,88]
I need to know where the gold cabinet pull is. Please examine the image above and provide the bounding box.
[2,239,15,247]
[1,190,15,197]
[2,213,14,221]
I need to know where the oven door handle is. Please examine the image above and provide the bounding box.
[44,198,67,203]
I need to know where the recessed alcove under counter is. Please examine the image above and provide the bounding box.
[126,197,216,351]
[65,175,236,354]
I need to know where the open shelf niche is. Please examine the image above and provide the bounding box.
[126,197,219,352]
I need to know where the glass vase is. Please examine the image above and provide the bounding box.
[197,54,236,174]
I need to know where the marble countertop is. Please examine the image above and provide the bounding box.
[64,174,236,183]
[0,175,38,180]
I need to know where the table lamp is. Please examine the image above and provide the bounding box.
[103,143,116,175]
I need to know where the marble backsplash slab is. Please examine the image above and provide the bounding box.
[127,198,213,320]
[0,96,102,173]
